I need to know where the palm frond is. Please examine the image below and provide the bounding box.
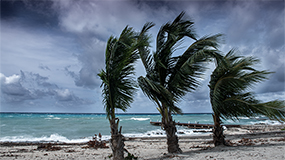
[139,12,223,117]
[98,25,152,119]
[154,12,197,85]
[167,34,223,100]
[138,76,182,114]
[138,22,155,74]
[209,49,285,122]
[254,100,285,122]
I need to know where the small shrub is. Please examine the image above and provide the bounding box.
[125,152,138,160]
[87,133,109,149]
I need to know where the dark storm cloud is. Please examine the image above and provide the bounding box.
[0,71,93,106]
[67,0,283,95]
[259,64,285,93]
[1,0,284,113]
[187,1,284,96]
[225,1,284,49]
[51,0,150,89]
[1,0,58,29]
[275,64,285,83]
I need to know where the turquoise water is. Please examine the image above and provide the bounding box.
[0,113,281,143]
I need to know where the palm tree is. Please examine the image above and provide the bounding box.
[209,49,285,146]
[98,23,153,160]
[138,11,222,153]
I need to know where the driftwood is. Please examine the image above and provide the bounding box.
[37,143,61,151]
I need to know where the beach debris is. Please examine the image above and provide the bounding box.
[205,155,214,159]
[237,138,254,146]
[226,138,274,146]
[189,145,211,150]
[65,149,76,153]
[1,153,18,158]
[224,140,236,146]
[224,138,254,146]
[37,143,61,151]
[270,137,285,142]
[86,133,109,149]
[253,139,268,143]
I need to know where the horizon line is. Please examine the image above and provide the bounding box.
[0,112,213,115]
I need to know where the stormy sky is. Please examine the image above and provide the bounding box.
[1,0,284,113]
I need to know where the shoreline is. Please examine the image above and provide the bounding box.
[1,124,284,144]
[1,125,285,159]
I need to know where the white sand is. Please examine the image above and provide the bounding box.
[1,125,285,160]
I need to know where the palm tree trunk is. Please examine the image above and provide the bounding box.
[164,120,182,153]
[109,118,125,160]
[212,113,225,146]
[162,110,182,153]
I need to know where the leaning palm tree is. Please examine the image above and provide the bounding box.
[209,49,285,146]
[138,11,222,153]
[98,23,153,160]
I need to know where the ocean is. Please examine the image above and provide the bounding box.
[0,113,282,143]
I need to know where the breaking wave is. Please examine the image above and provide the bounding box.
[130,117,150,121]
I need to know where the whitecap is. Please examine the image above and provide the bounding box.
[130,117,150,121]
[253,119,283,125]
[122,128,212,139]
[44,117,60,120]
[0,134,93,143]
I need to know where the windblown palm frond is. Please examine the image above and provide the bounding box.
[138,11,224,153]
[154,12,197,86]
[221,94,285,121]
[98,24,153,120]
[209,49,285,121]
[138,76,182,114]
[167,34,223,100]
[139,12,223,115]
[137,22,155,74]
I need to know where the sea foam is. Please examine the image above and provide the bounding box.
[130,117,150,121]
[0,134,92,143]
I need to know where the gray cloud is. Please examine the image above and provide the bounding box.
[38,64,51,71]
[0,71,93,107]
[51,0,153,89]
[1,0,284,113]
[258,63,285,93]
[50,0,285,110]
[64,63,102,89]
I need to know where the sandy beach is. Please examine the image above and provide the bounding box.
[1,125,285,160]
